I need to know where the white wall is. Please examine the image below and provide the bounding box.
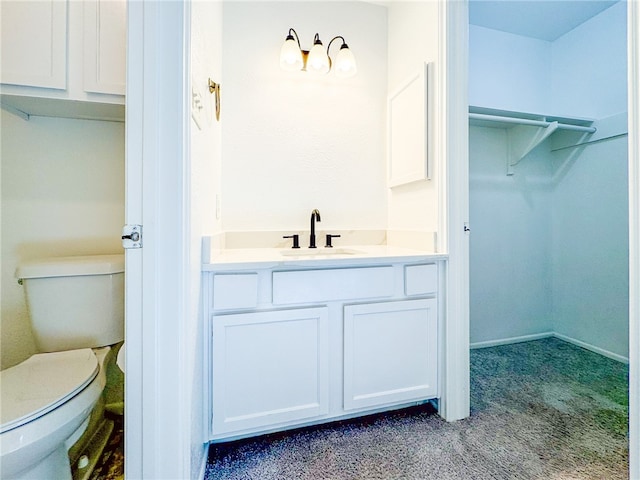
[551,1,628,119]
[551,134,629,358]
[469,126,554,344]
[547,1,628,359]
[469,24,555,344]
[469,25,551,114]
[189,0,223,474]
[221,1,387,233]
[469,3,628,359]
[469,1,627,119]
[0,110,124,369]
[386,1,441,238]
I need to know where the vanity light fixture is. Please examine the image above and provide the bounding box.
[279,28,357,78]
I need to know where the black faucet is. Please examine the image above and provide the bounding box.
[309,209,321,248]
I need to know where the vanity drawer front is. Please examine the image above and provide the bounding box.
[213,273,258,310]
[404,264,437,296]
[272,266,394,305]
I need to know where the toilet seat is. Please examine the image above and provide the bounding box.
[0,349,98,434]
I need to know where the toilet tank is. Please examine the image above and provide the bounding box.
[16,254,124,352]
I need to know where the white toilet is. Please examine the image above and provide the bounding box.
[0,254,124,480]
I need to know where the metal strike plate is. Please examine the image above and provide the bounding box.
[122,224,142,249]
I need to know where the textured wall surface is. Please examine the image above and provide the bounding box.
[386,1,441,236]
[221,2,388,232]
[1,111,124,368]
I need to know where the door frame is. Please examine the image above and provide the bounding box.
[123,1,143,476]
[124,1,192,478]
[439,0,470,422]
[627,1,640,477]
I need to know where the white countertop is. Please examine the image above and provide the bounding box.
[203,245,448,271]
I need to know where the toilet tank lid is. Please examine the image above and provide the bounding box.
[16,254,124,280]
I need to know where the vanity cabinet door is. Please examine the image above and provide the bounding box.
[343,298,438,411]
[211,307,329,437]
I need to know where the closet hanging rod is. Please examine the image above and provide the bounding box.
[469,112,597,133]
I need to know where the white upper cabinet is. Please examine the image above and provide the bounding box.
[0,1,67,89]
[0,0,126,121]
[83,0,126,95]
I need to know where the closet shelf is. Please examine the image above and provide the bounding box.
[468,106,597,175]
[469,112,596,133]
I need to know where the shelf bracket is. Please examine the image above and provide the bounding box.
[1,102,30,121]
[506,121,559,175]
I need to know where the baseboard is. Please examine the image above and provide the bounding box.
[470,332,554,349]
[553,333,629,364]
[470,331,629,364]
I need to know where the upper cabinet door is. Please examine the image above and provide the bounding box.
[83,0,126,95]
[0,0,67,89]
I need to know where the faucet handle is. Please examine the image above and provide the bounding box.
[283,234,300,249]
[325,234,341,248]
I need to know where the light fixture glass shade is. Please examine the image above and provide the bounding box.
[306,42,330,75]
[280,37,304,72]
[334,45,357,78]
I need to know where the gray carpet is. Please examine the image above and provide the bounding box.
[204,337,629,479]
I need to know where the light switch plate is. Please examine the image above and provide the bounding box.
[191,76,204,130]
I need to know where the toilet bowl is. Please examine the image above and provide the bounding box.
[1,254,124,479]
[0,348,110,480]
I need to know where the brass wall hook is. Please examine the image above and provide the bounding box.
[208,78,220,121]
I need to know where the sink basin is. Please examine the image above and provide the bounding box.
[280,248,363,257]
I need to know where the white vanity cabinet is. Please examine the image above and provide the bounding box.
[205,260,441,441]
[211,307,330,435]
[343,298,438,411]
[0,0,126,120]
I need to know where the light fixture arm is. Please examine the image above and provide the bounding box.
[326,35,347,56]
[325,35,357,77]
[287,28,301,49]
